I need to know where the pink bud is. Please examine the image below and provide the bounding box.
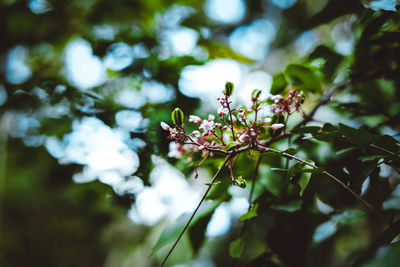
[270,123,284,130]
[160,122,170,131]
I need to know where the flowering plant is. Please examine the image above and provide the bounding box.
[158,81,392,267]
[161,82,305,187]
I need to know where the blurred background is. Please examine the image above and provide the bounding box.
[1,0,400,266]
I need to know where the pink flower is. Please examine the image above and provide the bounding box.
[199,120,215,132]
[270,123,284,130]
[189,115,202,124]
[160,122,170,131]
[191,130,201,137]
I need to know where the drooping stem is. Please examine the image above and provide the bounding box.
[262,146,388,223]
[159,155,231,267]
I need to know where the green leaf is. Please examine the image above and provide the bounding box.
[293,126,322,134]
[322,123,337,132]
[288,162,303,178]
[285,64,321,93]
[270,73,288,95]
[284,148,297,155]
[306,0,363,29]
[229,238,245,259]
[225,142,237,151]
[339,123,379,147]
[298,172,311,197]
[313,131,340,141]
[287,161,314,196]
[239,203,259,221]
[359,155,384,162]
[308,45,344,81]
[270,199,302,212]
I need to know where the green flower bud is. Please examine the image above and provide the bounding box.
[171,108,184,126]
[234,176,246,188]
[251,89,262,99]
[225,82,234,96]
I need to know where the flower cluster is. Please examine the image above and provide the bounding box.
[161,82,304,187]
[270,90,305,115]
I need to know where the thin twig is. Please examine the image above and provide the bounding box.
[159,156,231,267]
[293,79,351,129]
[261,146,388,223]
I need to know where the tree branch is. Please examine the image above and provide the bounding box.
[260,146,388,223]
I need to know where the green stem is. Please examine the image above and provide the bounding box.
[264,147,388,223]
[159,156,231,267]
[369,144,397,156]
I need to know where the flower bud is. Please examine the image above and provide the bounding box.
[251,89,262,100]
[171,108,184,126]
[270,123,284,130]
[160,122,171,131]
[224,82,234,96]
[234,176,246,188]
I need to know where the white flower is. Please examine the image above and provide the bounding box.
[270,123,284,130]
[208,114,215,121]
[217,107,228,116]
[160,122,170,131]
[191,130,201,137]
[199,120,215,132]
[264,117,272,124]
[189,115,202,124]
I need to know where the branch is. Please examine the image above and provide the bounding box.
[260,146,388,223]
[159,155,231,267]
[294,79,351,129]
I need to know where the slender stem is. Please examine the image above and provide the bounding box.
[262,147,388,223]
[160,156,231,267]
[369,144,397,156]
